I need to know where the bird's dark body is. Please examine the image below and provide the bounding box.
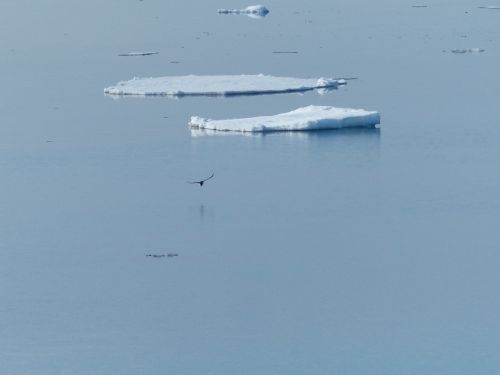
[188,173,214,187]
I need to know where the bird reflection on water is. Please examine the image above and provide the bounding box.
[188,204,215,224]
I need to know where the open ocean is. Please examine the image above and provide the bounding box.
[1,0,500,373]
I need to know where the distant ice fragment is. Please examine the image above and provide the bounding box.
[411,5,428,7]
[244,4,269,14]
[478,5,500,9]
[450,48,485,53]
[189,105,380,133]
[104,75,346,97]
[217,5,269,18]
[118,52,159,56]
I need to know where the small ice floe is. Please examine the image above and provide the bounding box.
[104,74,346,97]
[118,52,159,57]
[478,5,500,9]
[450,48,485,53]
[146,253,178,258]
[189,105,380,133]
[411,5,428,7]
[217,5,269,18]
[272,51,298,54]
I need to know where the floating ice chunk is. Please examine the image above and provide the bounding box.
[245,4,269,14]
[104,75,346,97]
[189,105,380,133]
[411,5,428,7]
[118,52,159,56]
[478,5,500,9]
[450,48,485,53]
[217,5,269,17]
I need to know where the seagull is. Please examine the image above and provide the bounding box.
[188,173,214,187]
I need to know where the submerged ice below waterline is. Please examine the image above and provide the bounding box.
[104,75,345,97]
[189,105,381,133]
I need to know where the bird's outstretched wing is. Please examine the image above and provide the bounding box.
[202,173,215,182]
[187,173,214,184]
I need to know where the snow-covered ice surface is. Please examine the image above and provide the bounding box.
[118,51,159,56]
[104,75,345,97]
[189,105,380,133]
[217,5,269,17]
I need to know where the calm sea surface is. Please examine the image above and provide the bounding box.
[1,0,500,374]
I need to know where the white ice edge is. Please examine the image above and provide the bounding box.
[190,127,378,137]
[104,75,345,97]
[189,105,381,133]
[217,5,269,15]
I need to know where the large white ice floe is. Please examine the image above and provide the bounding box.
[104,75,345,97]
[217,5,269,17]
[189,105,380,133]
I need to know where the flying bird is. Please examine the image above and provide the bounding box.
[188,173,214,187]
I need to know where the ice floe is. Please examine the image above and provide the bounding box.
[478,5,500,9]
[450,48,485,54]
[118,52,159,56]
[189,105,380,133]
[217,5,269,18]
[104,75,346,97]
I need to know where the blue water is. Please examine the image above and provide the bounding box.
[1,0,500,374]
